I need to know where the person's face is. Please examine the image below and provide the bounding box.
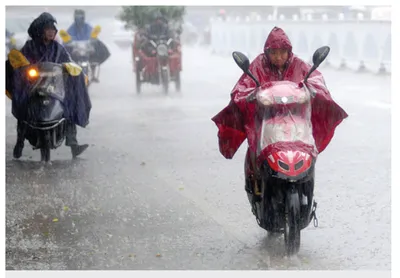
[44,27,56,41]
[268,48,289,68]
[75,15,85,25]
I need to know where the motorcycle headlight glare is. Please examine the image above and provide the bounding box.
[156,44,168,56]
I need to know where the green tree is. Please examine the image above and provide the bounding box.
[117,6,186,30]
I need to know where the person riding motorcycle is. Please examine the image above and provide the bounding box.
[145,12,172,39]
[5,12,91,159]
[135,12,177,68]
[65,9,110,83]
[211,26,348,207]
[141,12,178,56]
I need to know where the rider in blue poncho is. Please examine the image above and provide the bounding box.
[67,9,93,41]
[65,9,110,83]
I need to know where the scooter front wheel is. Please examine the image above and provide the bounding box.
[40,147,51,162]
[136,68,142,94]
[161,69,169,94]
[284,191,301,255]
[175,71,181,92]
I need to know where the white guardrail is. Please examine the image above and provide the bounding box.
[210,18,391,74]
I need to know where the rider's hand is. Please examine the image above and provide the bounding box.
[300,81,317,98]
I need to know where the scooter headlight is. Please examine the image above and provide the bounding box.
[27,68,39,79]
[156,44,168,56]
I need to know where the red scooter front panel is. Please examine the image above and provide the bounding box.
[267,150,313,177]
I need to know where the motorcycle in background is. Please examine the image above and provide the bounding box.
[58,26,102,87]
[134,33,181,95]
[66,40,96,84]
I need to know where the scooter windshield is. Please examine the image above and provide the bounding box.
[27,63,66,100]
[256,82,315,154]
[70,41,95,56]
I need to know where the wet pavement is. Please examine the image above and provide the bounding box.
[5,16,391,270]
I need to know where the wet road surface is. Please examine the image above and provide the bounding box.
[5,22,391,270]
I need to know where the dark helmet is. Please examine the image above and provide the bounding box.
[153,11,168,23]
[28,12,58,39]
[74,9,86,24]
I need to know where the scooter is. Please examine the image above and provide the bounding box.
[231,46,330,255]
[8,49,85,162]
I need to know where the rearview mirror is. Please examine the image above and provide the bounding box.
[8,49,30,69]
[304,46,330,83]
[232,51,250,73]
[232,51,260,87]
[91,25,101,39]
[63,62,83,76]
[59,29,72,43]
[312,46,330,68]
